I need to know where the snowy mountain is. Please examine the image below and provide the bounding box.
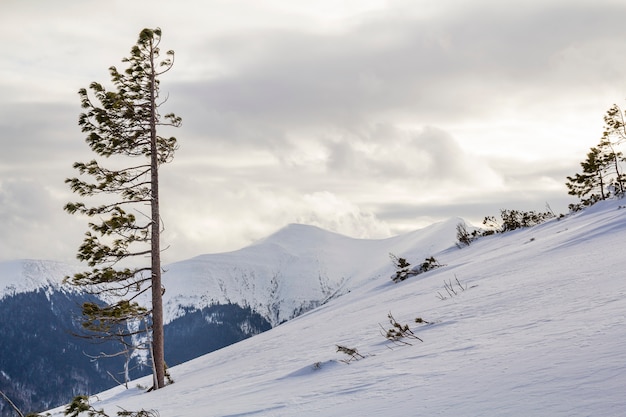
[41,199,626,417]
[0,217,459,415]
[1,219,460,326]
[160,219,460,326]
[0,259,82,300]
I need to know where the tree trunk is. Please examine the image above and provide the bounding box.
[0,390,25,417]
[611,153,625,194]
[149,41,165,390]
[598,172,606,200]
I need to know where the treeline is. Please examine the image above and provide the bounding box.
[456,103,626,247]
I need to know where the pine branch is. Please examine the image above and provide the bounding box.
[0,390,25,417]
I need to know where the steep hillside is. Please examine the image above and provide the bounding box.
[0,219,459,415]
[0,288,142,416]
[44,199,626,417]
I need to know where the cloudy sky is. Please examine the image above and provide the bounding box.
[2,0,626,264]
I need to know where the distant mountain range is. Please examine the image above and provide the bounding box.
[158,220,460,326]
[0,219,460,415]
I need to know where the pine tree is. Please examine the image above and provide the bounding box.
[600,104,626,195]
[64,28,181,390]
[566,147,608,207]
[567,104,626,209]
[598,137,626,196]
[603,104,626,143]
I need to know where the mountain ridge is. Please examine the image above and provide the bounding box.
[0,219,462,326]
[160,218,461,325]
[0,217,463,414]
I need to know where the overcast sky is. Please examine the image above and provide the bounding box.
[2,0,626,264]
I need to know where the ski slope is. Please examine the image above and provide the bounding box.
[46,199,626,417]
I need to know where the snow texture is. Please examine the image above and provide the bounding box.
[43,199,626,416]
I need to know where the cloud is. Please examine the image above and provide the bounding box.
[158,183,391,259]
[0,103,80,169]
[0,179,83,262]
[2,0,625,262]
[322,124,504,193]
[295,191,391,238]
[154,123,508,258]
[175,1,626,133]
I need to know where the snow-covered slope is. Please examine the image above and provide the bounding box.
[161,219,459,325]
[45,200,626,417]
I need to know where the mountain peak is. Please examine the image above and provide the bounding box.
[252,223,355,250]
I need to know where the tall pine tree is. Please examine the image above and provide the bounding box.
[566,104,626,209]
[64,28,180,390]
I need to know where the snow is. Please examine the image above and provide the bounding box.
[44,199,626,416]
[0,259,82,300]
[159,219,460,326]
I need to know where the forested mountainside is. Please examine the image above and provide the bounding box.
[0,286,272,415]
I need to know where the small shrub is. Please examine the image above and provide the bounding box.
[379,312,424,345]
[418,256,443,273]
[117,410,159,417]
[336,345,365,363]
[64,395,159,417]
[64,396,92,417]
[389,253,412,282]
[456,222,474,247]
[436,275,471,300]
[390,254,445,283]
[456,223,486,247]
[483,209,555,233]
